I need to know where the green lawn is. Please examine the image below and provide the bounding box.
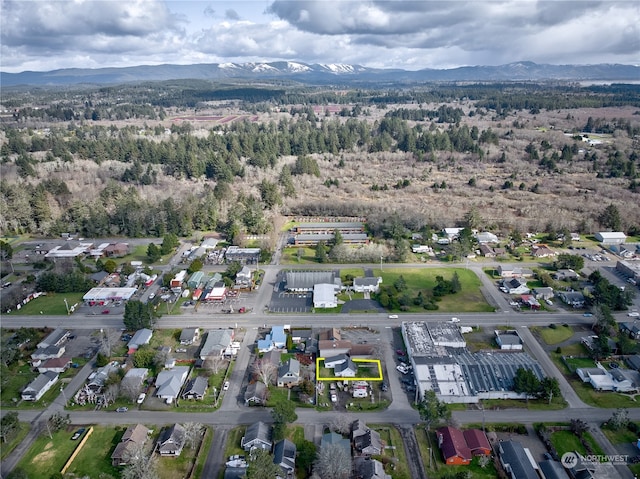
[550,429,605,458]
[1,362,38,407]
[379,267,493,313]
[192,427,214,479]
[7,292,85,315]
[482,396,567,410]
[601,425,640,445]
[369,425,412,479]
[17,427,80,478]
[64,426,121,478]
[0,423,29,460]
[535,325,574,345]
[280,247,318,264]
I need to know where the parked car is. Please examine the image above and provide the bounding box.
[330,394,338,403]
[223,381,230,391]
[101,309,110,314]
[380,383,389,392]
[71,428,86,440]
[449,317,460,323]
[115,407,128,413]
[628,312,639,317]
[583,313,593,317]
[137,393,146,404]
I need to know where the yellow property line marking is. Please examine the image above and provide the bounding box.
[316,357,383,381]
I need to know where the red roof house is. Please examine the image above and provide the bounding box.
[463,429,491,456]
[437,426,472,465]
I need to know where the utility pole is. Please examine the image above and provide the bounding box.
[64,298,70,315]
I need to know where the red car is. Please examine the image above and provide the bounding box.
[396,349,406,356]
[101,309,110,314]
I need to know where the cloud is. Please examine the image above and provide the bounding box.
[0,0,638,72]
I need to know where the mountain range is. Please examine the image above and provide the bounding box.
[1,61,638,87]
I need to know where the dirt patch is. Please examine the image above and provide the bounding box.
[32,446,55,465]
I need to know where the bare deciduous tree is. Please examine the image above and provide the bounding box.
[331,415,354,436]
[121,441,158,479]
[251,358,278,385]
[119,379,141,402]
[204,356,227,375]
[313,443,352,479]
[182,422,205,450]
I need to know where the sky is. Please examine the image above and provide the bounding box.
[1,0,638,73]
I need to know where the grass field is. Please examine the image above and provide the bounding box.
[379,267,493,313]
[7,292,85,315]
[535,325,574,345]
[280,246,318,264]
[0,423,29,460]
[18,427,82,478]
[64,426,121,478]
[550,429,605,458]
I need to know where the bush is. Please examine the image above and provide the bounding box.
[556,347,562,354]
[549,323,557,329]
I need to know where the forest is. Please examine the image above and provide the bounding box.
[1,80,639,249]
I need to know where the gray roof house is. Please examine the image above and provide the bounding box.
[122,368,148,390]
[179,328,200,345]
[273,439,296,476]
[111,424,150,466]
[128,328,153,350]
[335,357,357,377]
[181,376,208,400]
[321,431,351,457]
[353,457,391,479]
[277,359,301,388]
[352,420,383,456]
[244,381,268,406]
[158,423,186,456]
[31,344,66,361]
[155,366,190,402]
[498,440,538,479]
[88,361,120,392]
[37,328,70,349]
[241,421,272,452]
[538,460,570,479]
[21,371,58,401]
[200,329,234,359]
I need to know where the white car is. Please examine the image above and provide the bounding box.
[396,363,410,374]
[449,317,460,323]
[223,381,230,391]
[628,312,640,317]
[388,314,398,319]
[330,394,338,403]
[137,393,146,404]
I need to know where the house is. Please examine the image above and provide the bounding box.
[179,328,200,345]
[37,328,70,349]
[181,376,208,400]
[320,431,351,457]
[436,426,471,465]
[200,329,234,359]
[620,322,640,339]
[37,356,71,374]
[353,277,382,293]
[576,362,640,392]
[104,242,129,257]
[241,421,272,451]
[626,355,640,371]
[334,357,357,377]
[273,439,296,476]
[443,227,464,240]
[313,283,339,308]
[475,232,498,244]
[187,271,205,289]
[503,278,529,295]
[111,424,150,466]
[498,440,539,479]
[497,265,534,278]
[495,330,523,350]
[352,420,383,456]
[479,244,497,257]
[324,353,349,368]
[553,269,579,281]
[532,287,554,300]
[595,232,626,245]
[244,381,268,406]
[31,345,66,361]
[558,291,585,308]
[520,294,540,310]
[128,328,153,352]
[155,366,190,402]
[21,371,58,401]
[531,245,557,258]
[352,457,391,479]
[157,423,186,456]
[462,429,491,456]
[88,361,120,392]
[122,368,148,390]
[258,326,287,352]
[319,341,353,357]
[236,266,252,286]
[538,460,571,479]
[277,359,301,388]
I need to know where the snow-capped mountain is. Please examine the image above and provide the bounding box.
[2,61,638,87]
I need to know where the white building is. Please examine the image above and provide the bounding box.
[595,232,627,245]
[313,283,339,308]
